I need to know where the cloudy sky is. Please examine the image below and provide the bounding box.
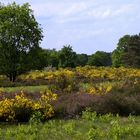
[1,0,140,54]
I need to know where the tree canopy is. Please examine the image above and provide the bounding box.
[58,45,77,68]
[0,2,43,81]
[76,54,88,66]
[112,34,140,68]
[88,51,112,66]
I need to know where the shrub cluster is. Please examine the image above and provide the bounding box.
[0,91,57,122]
[53,82,140,118]
[1,66,140,120]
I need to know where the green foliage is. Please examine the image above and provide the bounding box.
[0,114,140,140]
[122,34,140,67]
[76,54,88,66]
[58,45,77,68]
[112,34,140,68]
[82,108,97,121]
[0,2,43,81]
[27,48,48,70]
[112,35,130,67]
[87,127,104,140]
[88,51,112,66]
[29,111,43,124]
[46,49,59,68]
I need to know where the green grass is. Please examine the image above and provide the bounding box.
[0,85,49,93]
[0,112,140,140]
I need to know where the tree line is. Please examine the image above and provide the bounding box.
[32,46,112,68]
[0,2,140,81]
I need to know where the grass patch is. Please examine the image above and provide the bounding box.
[0,113,140,140]
[0,85,48,93]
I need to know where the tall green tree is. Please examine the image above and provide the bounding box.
[112,35,130,67]
[122,35,140,67]
[58,45,77,68]
[112,34,140,68]
[88,51,112,66]
[0,2,43,81]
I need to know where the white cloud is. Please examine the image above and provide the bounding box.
[2,1,138,22]
[87,4,136,19]
[31,1,138,26]
[31,1,88,20]
[1,0,140,54]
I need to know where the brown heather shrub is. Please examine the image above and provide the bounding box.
[53,92,140,118]
[53,93,101,118]
[90,82,140,116]
[97,91,140,116]
[53,81,140,118]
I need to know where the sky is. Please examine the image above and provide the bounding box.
[1,0,140,54]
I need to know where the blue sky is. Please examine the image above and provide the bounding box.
[1,0,140,54]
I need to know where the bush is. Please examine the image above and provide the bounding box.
[90,83,140,116]
[53,81,140,118]
[53,93,100,118]
[0,91,57,122]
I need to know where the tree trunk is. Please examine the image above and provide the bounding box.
[9,73,13,82]
[8,72,17,82]
[12,72,16,82]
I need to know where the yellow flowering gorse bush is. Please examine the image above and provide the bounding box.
[0,91,57,122]
[19,66,140,83]
[18,66,140,95]
[20,69,75,81]
[81,83,113,95]
[76,66,140,81]
[19,69,76,92]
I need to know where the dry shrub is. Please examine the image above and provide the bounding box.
[53,93,100,118]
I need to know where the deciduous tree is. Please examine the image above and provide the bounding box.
[0,2,43,81]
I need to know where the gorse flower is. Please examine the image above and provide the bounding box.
[0,91,57,122]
